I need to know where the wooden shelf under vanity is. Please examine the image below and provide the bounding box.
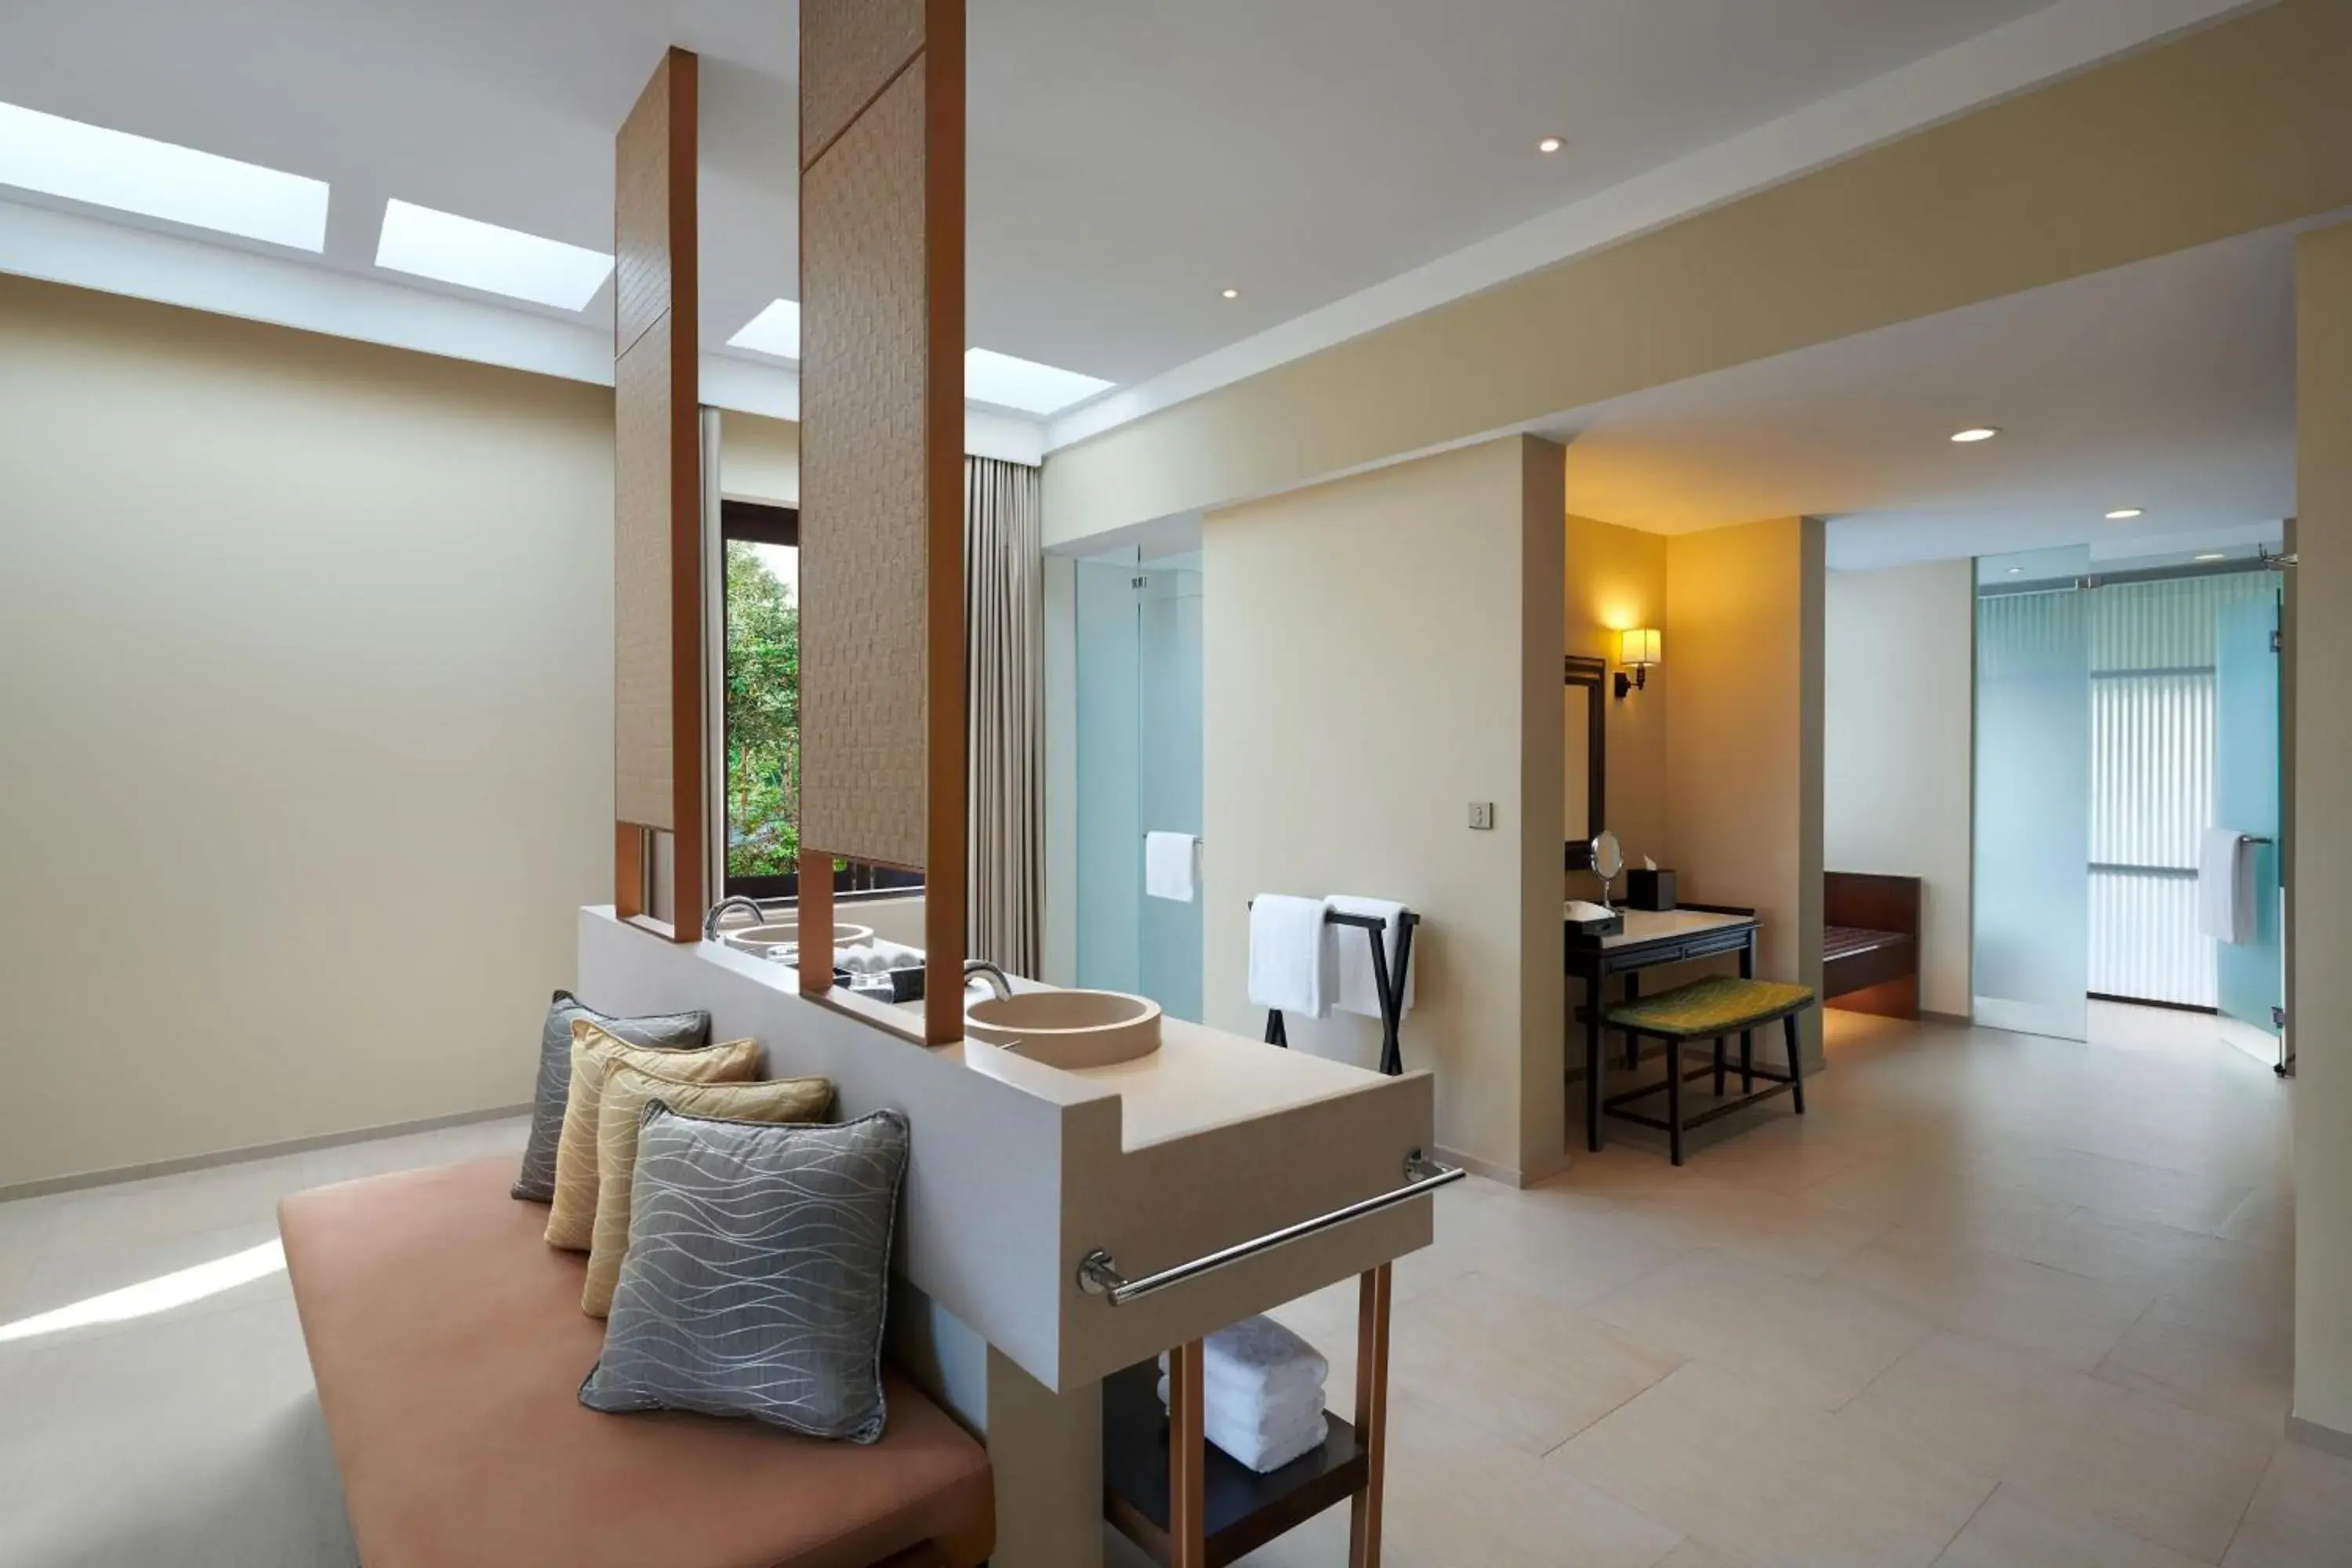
[1101,1359,1367,1567]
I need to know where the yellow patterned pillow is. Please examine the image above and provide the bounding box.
[544,1021,760,1251]
[581,1065,837,1316]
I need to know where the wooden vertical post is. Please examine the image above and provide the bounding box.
[797,853,834,1000]
[1168,1337,1207,1568]
[1349,1264,1393,1568]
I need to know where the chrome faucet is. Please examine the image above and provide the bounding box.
[962,959,1014,1002]
[702,895,769,942]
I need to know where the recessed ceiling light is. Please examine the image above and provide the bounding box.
[1221,287,1240,299]
[1537,136,1564,154]
[0,100,328,251]
[374,198,613,311]
[1951,426,2001,443]
[2105,507,2145,521]
[964,348,1114,416]
[728,298,801,361]
[2007,567,2024,575]
[2194,552,2227,562]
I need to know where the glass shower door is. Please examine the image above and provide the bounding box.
[1974,547,2091,1040]
[2213,586,2284,1039]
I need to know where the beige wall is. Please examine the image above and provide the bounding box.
[2292,221,2352,1442]
[1043,0,2352,546]
[1565,512,1669,873]
[1663,517,1826,1065]
[719,408,800,505]
[1824,561,1975,1018]
[0,277,616,1189]
[1202,437,1565,1183]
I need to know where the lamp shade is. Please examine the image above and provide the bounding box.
[1618,627,1662,669]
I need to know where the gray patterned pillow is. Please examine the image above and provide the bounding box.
[579,1105,910,1443]
[511,991,710,1201]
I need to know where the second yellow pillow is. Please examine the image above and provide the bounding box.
[581,1065,837,1316]
[545,1019,760,1250]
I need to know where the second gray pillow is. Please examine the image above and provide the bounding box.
[580,1105,910,1443]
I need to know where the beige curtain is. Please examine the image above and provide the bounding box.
[965,456,1044,974]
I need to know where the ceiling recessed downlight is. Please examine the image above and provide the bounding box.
[964,348,1114,416]
[728,298,801,361]
[1537,136,1564,154]
[2106,507,2145,520]
[2007,567,2024,575]
[0,100,328,251]
[1221,287,1240,299]
[2194,552,2227,562]
[1950,426,2001,444]
[374,199,613,310]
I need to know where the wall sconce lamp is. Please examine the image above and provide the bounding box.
[1614,628,1661,699]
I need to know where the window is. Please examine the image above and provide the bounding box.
[720,500,920,902]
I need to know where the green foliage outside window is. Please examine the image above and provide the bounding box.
[724,541,799,877]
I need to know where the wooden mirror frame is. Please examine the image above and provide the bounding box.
[1564,655,1608,872]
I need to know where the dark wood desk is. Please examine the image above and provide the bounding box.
[1567,907,1760,1153]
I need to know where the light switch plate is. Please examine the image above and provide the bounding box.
[1468,801,1495,830]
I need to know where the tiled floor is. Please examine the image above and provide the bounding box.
[1,1007,2343,1567]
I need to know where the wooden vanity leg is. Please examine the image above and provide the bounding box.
[1168,1338,1207,1568]
[1349,1264,1393,1568]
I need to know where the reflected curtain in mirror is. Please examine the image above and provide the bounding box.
[966,456,1042,975]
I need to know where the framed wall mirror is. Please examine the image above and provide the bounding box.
[1564,655,1608,870]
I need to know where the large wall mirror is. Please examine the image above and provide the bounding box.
[1564,655,1607,870]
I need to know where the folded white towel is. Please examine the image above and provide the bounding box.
[1248,896,1334,1018]
[1145,832,1199,902]
[836,938,924,975]
[1325,895,1414,1019]
[1157,1374,1328,1472]
[1156,1371,1323,1432]
[1159,1315,1330,1404]
[2198,828,2256,944]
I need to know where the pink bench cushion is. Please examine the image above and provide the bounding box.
[280,1156,993,1568]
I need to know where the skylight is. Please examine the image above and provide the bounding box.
[964,349,1113,416]
[0,100,328,251]
[374,199,613,311]
[728,298,802,361]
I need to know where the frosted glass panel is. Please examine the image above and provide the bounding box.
[1072,554,1205,1020]
[1074,558,1142,995]
[2213,587,2283,1036]
[1974,547,2089,1039]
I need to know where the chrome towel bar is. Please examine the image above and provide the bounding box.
[1075,1150,1463,1306]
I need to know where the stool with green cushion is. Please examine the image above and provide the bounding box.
[1601,975,1816,1165]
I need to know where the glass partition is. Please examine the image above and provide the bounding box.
[1974,546,2091,1039]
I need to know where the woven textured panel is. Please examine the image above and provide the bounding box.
[800,0,925,166]
[798,67,931,869]
[614,314,675,829]
[614,55,674,356]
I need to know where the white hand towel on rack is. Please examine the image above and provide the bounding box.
[1144,831,1199,902]
[1248,895,1334,1018]
[2199,827,2257,944]
[1325,895,1414,1019]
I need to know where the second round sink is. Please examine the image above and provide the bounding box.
[965,988,1162,1069]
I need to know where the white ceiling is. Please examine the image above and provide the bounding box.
[1,0,2091,391]
[1539,221,2303,568]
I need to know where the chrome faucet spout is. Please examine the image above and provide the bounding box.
[702,895,768,942]
[961,960,1014,1002]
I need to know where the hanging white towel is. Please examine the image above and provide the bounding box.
[1144,831,1199,902]
[1325,895,1414,1018]
[2198,828,2256,944]
[1247,895,1334,1018]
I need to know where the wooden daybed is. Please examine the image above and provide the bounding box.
[280,1156,993,1568]
[1823,872,1922,1019]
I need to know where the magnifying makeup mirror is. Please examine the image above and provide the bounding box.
[1591,829,1624,905]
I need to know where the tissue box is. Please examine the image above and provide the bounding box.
[1627,869,1677,911]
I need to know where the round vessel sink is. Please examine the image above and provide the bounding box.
[964,989,1162,1069]
[720,920,874,957]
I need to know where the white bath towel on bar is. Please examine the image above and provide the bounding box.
[1325,895,1414,1018]
[1144,831,1198,902]
[2198,827,2256,944]
[1247,895,1334,1017]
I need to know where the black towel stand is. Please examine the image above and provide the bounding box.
[1256,906,1420,1076]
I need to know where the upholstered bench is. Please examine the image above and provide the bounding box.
[280,1156,993,1568]
[1602,975,1816,1164]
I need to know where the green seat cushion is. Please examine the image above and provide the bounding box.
[1606,975,1815,1037]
